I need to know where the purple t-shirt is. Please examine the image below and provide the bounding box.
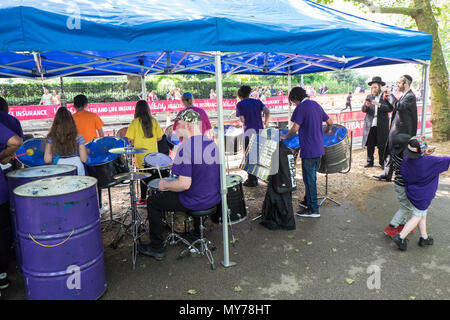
[0,122,15,204]
[400,155,450,210]
[236,98,265,133]
[172,135,221,210]
[291,99,329,159]
[172,106,212,134]
[0,112,23,139]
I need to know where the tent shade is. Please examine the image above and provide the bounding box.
[0,0,432,79]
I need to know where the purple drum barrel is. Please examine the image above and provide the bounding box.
[6,165,78,273]
[13,176,107,300]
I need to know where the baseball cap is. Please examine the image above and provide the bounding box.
[404,136,427,159]
[182,92,193,100]
[173,109,201,123]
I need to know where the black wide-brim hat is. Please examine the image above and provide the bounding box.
[368,76,386,86]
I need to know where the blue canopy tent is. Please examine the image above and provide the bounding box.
[0,0,432,267]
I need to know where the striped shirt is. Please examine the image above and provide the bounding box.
[392,153,405,187]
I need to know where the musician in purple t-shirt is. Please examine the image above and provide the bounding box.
[139,109,221,261]
[236,85,270,187]
[0,122,23,289]
[392,136,450,251]
[281,87,333,217]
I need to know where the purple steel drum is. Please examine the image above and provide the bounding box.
[6,165,78,273]
[13,176,107,300]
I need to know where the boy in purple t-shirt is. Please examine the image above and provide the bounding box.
[236,85,270,187]
[392,136,450,251]
[139,109,221,261]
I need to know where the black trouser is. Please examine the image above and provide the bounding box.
[366,126,384,166]
[382,151,394,180]
[244,136,258,184]
[341,103,352,112]
[140,179,150,201]
[147,191,192,251]
[0,201,12,275]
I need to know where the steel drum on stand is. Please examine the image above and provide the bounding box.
[85,136,129,188]
[6,165,78,273]
[13,176,107,300]
[318,124,349,174]
[213,125,243,155]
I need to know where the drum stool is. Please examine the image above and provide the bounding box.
[176,207,218,270]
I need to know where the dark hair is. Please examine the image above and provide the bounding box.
[73,94,88,109]
[134,100,154,138]
[288,87,308,103]
[237,85,252,99]
[47,107,78,156]
[0,97,8,113]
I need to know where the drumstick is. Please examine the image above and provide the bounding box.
[157,167,163,179]
[13,148,35,158]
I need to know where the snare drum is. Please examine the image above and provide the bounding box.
[143,153,172,181]
[211,175,247,225]
[147,177,179,196]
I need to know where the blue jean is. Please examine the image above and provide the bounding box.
[301,157,321,212]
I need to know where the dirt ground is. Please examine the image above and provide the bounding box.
[99,140,450,229]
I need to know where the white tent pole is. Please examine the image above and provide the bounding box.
[421,61,430,136]
[214,51,235,268]
[287,71,292,129]
[59,77,67,107]
[141,74,147,100]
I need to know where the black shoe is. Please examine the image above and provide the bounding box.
[296,207,320,218]
[364,162,374,168]
[392,234,408,251]
[243,179,258,187]
[418,236,434,247]
[373,175,392,182]
[137,244,165,261]
[300,198,308,208]
[0,276,9,290]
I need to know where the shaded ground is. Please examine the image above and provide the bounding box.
[2,141,450,300]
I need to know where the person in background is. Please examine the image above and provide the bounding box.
[174,88,182,100]
[236,85,270,187]
[392,136,450,251]
[44,107,88,175]
[51,90,60,105]
[173,92,213,140]
[0,122,22,290]
[209,89,217,99]
[270,85,277,97]
[341,92,352,112]
[39,88,52,105]
[72,94,104,144]
[281,86,333,218]
[361,76,392,170]
[321,83,328,94]
[148,90,158,102]
[166,89,173,100]
[125,100,164,208]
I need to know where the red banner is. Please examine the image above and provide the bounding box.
[8,94,432,140]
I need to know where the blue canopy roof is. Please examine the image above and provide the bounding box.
[0,0,432,79]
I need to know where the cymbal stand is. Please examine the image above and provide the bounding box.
[110,149,148,270]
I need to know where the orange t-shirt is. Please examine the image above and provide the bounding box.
[73,110,104,143]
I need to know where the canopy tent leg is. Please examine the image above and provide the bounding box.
[60,77,67,107]
[214,51,236,268]
[287,72,292,128]
[421,62,430,136]
[141,74,147,101]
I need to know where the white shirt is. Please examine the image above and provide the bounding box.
[371,93,383,127]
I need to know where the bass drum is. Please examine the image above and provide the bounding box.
[85,137,129,188]
[211,175,247,225]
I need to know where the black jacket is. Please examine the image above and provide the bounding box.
[361,94,392,149]
[386,90,418,155]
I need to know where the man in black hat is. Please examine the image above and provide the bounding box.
[361,76,392,169]
[374,75,418,182]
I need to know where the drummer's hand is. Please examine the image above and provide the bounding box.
[158,179,169,191]
[264,121,269,128]
[1,156,11,165]
[280,135,287,141]
[424,147,435,155]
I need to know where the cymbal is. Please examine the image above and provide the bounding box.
[113,172,152,181]
[109,147,148,154]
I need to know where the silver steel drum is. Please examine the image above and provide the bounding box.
[318,124,349,174]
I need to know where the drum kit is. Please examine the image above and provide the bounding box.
[106,145,174,269]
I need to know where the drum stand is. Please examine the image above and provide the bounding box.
[110,152,148,270]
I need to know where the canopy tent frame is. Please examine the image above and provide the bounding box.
[0,0,433,269]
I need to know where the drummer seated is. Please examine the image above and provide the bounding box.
[138,109,221,261]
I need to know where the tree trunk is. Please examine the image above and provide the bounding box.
[413,0,450,141]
